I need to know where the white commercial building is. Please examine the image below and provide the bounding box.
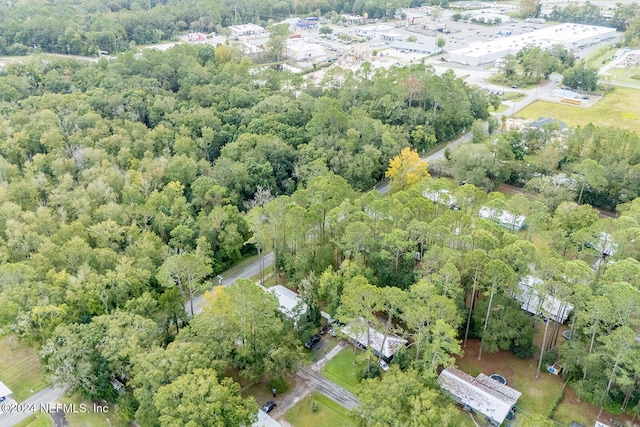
[286,40,325,60]
[357,24,394,39]
[229,24,265,37]
[449,23,617,66]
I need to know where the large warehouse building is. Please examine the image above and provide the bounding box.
[449,23,617,66]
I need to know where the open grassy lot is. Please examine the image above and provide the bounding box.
[456,339,629,426]
[240,376,295,407]
[0,335,47,401]
[517,87,640,134]
[320,348,366,395]
[284,392,357,427]
[457,340,562,417]
[15,413,53,427]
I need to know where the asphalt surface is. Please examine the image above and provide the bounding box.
[0,386,65,427]
[187,251,275,315]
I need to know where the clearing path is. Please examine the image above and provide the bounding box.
[310,342,346,372]
[296,367,359,410]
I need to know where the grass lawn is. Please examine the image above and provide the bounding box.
[284,392,357,427]
[14,413,53,427]
[454,408,479,427]
[490,103,509,113]
[457,339,562,417]
[60,394,127,427]
[320,348,366,395]
[552,388,593,427]
[0,335,48,401]
[517,87,640,134]
[501,91,526,101]
[241,376,295,408]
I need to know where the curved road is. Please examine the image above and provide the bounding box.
[188,252,275,315]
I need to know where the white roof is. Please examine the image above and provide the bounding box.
[269,285,307,319]
[253,410,283,427]
[450,23,616,60]
[0,381,12,398]
[341,324,407,359]
[438,368,521,425]
[478,206,525,230]
[515,276,573,323]
[423,189,456,207]
[593,232,617,257]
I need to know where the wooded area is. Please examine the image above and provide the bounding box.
[1,1,640,425]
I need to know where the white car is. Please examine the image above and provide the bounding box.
[378,360,389,371]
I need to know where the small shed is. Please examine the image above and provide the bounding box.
[547,363,562,375]
[438,368,521,426]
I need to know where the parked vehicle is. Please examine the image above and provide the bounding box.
[305,334,321,349]
[378,360,389,371]
[261,402,276,413]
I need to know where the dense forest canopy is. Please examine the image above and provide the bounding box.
[1,2,640,423]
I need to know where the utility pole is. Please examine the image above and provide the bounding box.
[234,5,237,24]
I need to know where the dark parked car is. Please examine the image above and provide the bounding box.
[261,401,276,413]
[305,334,321,349]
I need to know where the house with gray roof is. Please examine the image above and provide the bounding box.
[438,368,521,426]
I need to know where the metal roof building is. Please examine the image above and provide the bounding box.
[479,206,526,231]
[269,285,307,319]
[515,276,573,323]
[449,23,617,65]
[438,368,521,426]
[341,324,407,360]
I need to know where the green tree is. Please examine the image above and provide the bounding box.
[267,24,290,62]
[563,62,599,92]
[153,368,257,427]
[573,158,607,205]
[356,368,459,426]
[156,253,213,316]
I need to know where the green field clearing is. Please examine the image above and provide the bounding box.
[61,394,127,427]
[517,87,640,134]
[284,392,357,427]
[456,340,562,418]
[320,348,366,395]
[0,335,47,401]
[15,413,53,427]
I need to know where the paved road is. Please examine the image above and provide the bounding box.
[188,252,275,315]
[297,367,359,410]
[0,386,65,427]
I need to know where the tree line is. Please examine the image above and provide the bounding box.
[0,0,427,56]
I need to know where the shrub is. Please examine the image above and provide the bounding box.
[361,363,380,380]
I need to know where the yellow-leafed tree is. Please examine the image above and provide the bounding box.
[385,147,430,192]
